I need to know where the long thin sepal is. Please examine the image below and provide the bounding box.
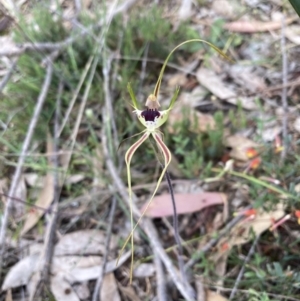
[153,39,233,98]
[117,132,150,283]
[120,132,172,272]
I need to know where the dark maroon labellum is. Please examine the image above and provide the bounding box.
[141,109,160,122]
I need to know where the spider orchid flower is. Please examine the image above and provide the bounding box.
[119,83,179,283]
[117,39,232,282]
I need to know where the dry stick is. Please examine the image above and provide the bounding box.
[0,60,17,92]
[31,82,63,300]
[153,246,168,301]
[229,235,260,300]
[0,61,53,268]
[102,54,119,151]
[184,206,252,271]
[101,120,196,301]
[92,196,117,301]
[280,16,288,162]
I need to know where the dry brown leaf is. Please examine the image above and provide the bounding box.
[1,254,39,290]
[54,229,109,256]
[197,68,258,110]
[207,290,229,301]
[223,16,297,33]
[50,273,80,301]
[167,73,188,87]
[100,273,121,301]
[223,135,260,161]
[73,282,90,300]
[133,263,155,278]
[224,135,259,149]
[228,65,267,94]
[142,192,226,218]
[286,25,300,45]
[215,203,285,260]
[197,68,235,100]
[294,117,300,133]
[21,135,55,235]
[2,251,130,291]
[212,0,241,18]
[12,175,27,218]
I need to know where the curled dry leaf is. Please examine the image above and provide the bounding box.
[142,192,226,218]
[223,16,297,33]
[1,254,39,290]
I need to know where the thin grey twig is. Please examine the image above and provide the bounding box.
[101,118,196,301]
[39,81,63,287]
[229,235,260,300]
[103,54,119,150]
[92,196,117,301]
[0,60,17,92]
[153,248,167,301]
[185,206,251,271]
[280,15,288,162]
[0,60,53,268]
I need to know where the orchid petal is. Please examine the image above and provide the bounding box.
[119,133,172,277]
[117,131,150,283]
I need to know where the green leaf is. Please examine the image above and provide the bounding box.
[289,0,300,18]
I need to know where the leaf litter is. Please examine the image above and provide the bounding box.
[1,0,300,300]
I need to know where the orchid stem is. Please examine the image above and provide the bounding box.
[164,170,186,284]
[150,138,188,285]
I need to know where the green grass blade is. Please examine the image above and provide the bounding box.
[127,82,139,109]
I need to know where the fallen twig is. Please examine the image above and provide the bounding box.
[92,196,117,301]
[280,16,288,162]
[229,234,260,300]
[0,59,17,92]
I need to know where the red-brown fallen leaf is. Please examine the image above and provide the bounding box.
[141,192,226,218]
[223,17,297,33]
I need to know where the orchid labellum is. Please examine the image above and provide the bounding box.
[117,39,232,282]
